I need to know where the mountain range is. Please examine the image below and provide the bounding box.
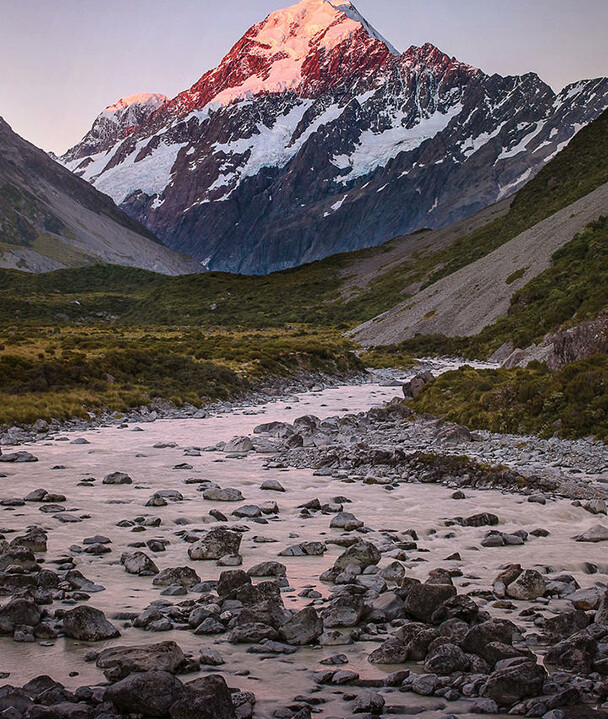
[60,0,608,274]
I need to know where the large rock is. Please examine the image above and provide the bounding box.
[0,547,39,572]
[0,598,42,633]
[62,606,120,642]
[545,626,607,674]
[482,660,547,706]
[217,570,251,599]
[505,569,546,600]
[329,512,364,531]
[96,641,186,680]
[424,643,470,675]
[188,528,242,560]
[322,596,365,628]
[247,561,286,578]
[202,488,244,502]
[403,583,457,623]
[224,436,254,453]
[279,542,326,557]
[121,551,159,576]
[353,691,385,715]
[333,541,380,571]
[574,524,608,542]
[280,607,323,646]
[153,567,201,588]
[462,619,518,663]
[228,622,278,644]
[105,670,183,717]
[464,512,499,527]
[102,472,132,485]
[368,637,408,664]
[170,675,236,719]
[0,451,38,463]
[544,609,590,640]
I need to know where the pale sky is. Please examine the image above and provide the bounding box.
[1,0,607,154]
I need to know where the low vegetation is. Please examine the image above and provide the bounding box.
[0,326,361,425]
[411,356,608,440]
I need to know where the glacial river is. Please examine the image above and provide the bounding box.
[1,368,607,718]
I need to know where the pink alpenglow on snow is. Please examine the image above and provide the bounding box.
[165,0,400,116]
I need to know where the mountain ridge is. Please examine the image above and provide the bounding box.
[0,117,202,274]
[60,0,608,273]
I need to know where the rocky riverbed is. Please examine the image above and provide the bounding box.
[2,364,608,719]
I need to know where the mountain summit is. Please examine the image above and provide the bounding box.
[62,0,608,274]
[163,0,399,117]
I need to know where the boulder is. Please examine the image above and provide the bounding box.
[188,529,242,560]
[170,675,236,719]
[260,480,285,492]
[404,583,456,623]
[482,660,547,706]
[224,436,254,453]
[228,622,278,644]
[461,620,518,663]
[121,551,159,576]
[96,641,186,681]
[105,670,183,717]
[545,626,606,674]
[102,472,132,485]
[505,569,545,600]
[62,606,120,642]
[280,607,323,646]
[353,691,385,715]
[367,637,408,664]
[574,525,608,542]
[217,570,251,599]
[247,561,286,578]
[424,643,470,675]
[0,598,42,633]
[329,512,364,531]
[153,567,201,588]
[279,542,326,557]
[464,512,499,527]
[322,596,365,628]
[0,451,38,463]
[333,542,380,571]
[202,488,244,502]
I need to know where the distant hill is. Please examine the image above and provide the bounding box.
[0,117,202,275]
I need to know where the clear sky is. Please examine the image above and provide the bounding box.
[2,0,607,154]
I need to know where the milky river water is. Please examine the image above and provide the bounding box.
[1,377,607,718]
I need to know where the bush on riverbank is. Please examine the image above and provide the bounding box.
[410,355,608,440]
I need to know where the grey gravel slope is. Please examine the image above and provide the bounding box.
[0,117,202,275]
[352,181,608,347]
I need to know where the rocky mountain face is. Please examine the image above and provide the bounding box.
[0,117,201,274]
[61,0,608,274]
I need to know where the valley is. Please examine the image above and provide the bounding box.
[2,1,608,718]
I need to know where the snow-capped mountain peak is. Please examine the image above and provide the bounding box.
[326,0,399,54]
[102,93,168,119]
[61,0,608,275]
[164,0,397,115]
[62,92,168,167]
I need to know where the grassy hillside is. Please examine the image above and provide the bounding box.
[399,215,608,440]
